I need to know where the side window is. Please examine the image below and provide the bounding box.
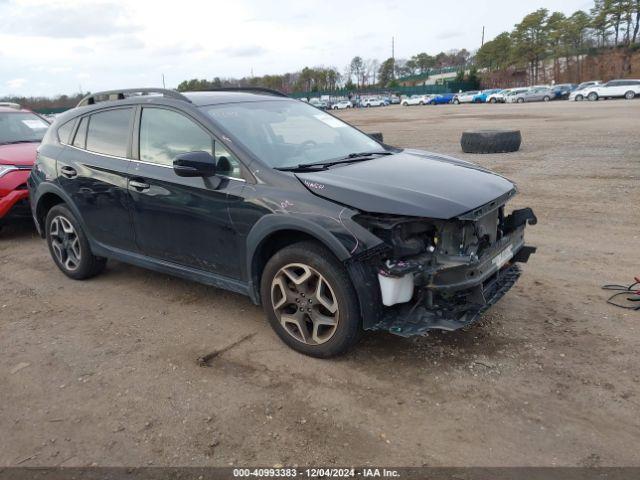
[139,108,213,167]
[214,142,243,179]
[72,116,89,149]
[86,108,132,157]
[57,119,75,144]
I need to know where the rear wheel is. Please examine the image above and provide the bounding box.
[489,98,497,103]
[543,96,550,102]
[453,98,460,104]
[45,204,106,280]
[624,90,635,100]
[261,242,361,358]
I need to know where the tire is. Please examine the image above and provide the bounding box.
[588,92,598,101]
[575,94,583,101]
[453,98,460,104]
[543,96,550,102]
[517,97,524,103]
[260,241,361,358]
[489,98,497,103]
[45,204,106,280]
[624,90,635,100]
[460,129,521,154]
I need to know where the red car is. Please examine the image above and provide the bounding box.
[0,103,49,227]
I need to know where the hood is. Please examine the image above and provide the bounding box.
[0,142,38,166]
[295,150,515,219]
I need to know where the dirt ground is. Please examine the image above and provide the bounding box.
[1,101,639,467]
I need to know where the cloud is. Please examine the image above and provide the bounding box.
[225,45,267,58]
[3,2,137,38]
[6,78,27,89]
[150,44,203,57]
[435,30,463,40]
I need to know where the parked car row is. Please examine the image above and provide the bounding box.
[397,78,640,107]
[303,95,401,110]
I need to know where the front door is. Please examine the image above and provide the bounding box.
[127,106,246,279]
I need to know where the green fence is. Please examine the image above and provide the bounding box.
[33,107,70,115]
[290,81,476,99]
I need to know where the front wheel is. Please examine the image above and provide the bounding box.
[453,98,460,104]
[588,92,599,101]
[261,242,361,358]
[575,94,584,101]
[489,98,497,103]
[624,91,635,100]
[517,97,524,103]
[45,204,106,280]
[543,96,550,102]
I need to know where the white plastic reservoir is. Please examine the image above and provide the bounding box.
[378,272,414,306]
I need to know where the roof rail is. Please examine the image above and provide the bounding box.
[0,102,22,110]
[197,87,289,97]
[77,88,192,107]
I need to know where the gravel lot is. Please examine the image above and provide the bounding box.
[1,101,639,467]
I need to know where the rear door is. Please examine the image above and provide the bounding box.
[127,106,246,279]
[57,107,135,251]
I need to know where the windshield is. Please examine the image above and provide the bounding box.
[204,100,384,169]
[0,112,49,145]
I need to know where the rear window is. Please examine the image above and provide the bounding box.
[57,119,75,144]
[85,108,132,157]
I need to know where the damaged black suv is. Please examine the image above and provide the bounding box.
[29,88,536,357]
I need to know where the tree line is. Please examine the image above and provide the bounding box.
[476,0,640,83]
[176,49,473,94]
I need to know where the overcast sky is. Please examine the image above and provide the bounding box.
[0,0,592,97]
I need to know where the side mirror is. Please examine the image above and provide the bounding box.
[368,132,384,143]
[173,151,216,177]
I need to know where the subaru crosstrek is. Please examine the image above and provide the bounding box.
[1,103,49,228]
[28,88,537,357]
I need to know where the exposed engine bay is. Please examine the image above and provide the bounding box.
[352,195,537,336]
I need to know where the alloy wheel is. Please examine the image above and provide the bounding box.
[270,263,339,345]
[50,216,81,271]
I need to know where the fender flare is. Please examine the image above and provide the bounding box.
[245,214,353,303]
[33,183,89,240]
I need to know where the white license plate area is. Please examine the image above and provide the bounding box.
[492,245,514,269]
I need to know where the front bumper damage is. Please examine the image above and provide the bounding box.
[349,202,537,336]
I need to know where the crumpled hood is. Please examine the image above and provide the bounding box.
[0,142,38,166]
[295,149,516,219]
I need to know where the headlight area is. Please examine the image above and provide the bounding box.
[351,207,537,336]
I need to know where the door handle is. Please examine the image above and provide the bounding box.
[60,166,77,178]
[129,179,150,191]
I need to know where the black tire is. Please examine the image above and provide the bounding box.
[624,91,635,100]
[260,241,361,358]
[453,98,460,104]
[575,94,584,101]
[461,129,521,154]
[588,92,598,101]
[543,96,550,102]
[517,97,524,103]
[45,204,106,280]
[489,98,497,103]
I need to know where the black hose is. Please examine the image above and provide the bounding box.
[602,280,640,310]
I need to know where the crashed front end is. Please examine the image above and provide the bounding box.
[351,190,537,336]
